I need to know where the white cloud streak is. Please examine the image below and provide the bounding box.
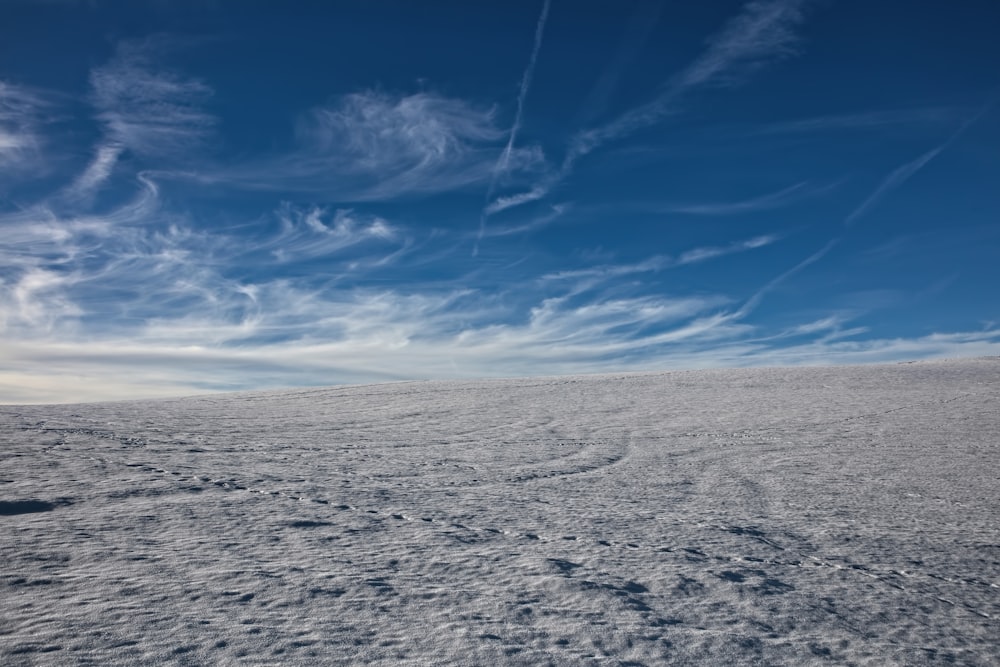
[67,143,125,198]
[843,147,942,228]
[569,0,808,164]
[727,97,998,321]
[5,289,997,404]
[86,43,547,201]
[542,255,672,283]
[0,164,991,405]
[0,81,45,175]
[302,93,501,169]
[844,100,994,227]
[677,234,779,265]
[264,204,400,263]
[480,203,569,238]
[484,185,551,216]
[3,14,994,405]
[543,234,779,283]
[0,170,407,360]
[477,0,552,247]
[90,38,216,160]
[495,0,551,180]
[223,91,543,201]
[666,181,827,216]
[734,238,839,319]
[490,0,811,215]
[677,0,808,89]
[844,95,998,227]
[0,172,815,404]
[0,268,81,334]
[0,288,732,402]
[752,106,964,135]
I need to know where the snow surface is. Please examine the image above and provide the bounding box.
[1,358,998,666]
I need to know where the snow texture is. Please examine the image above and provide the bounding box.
[1,358,998,665]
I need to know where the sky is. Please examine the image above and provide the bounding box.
[1,0,999,403]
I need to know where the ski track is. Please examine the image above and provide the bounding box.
[1,358,999,665]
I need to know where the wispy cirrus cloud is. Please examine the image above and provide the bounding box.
[0,171,814,404]
[677,0,808,89]
[8,326,999,404]
[1,174,213,342]
[7,273,997,404]
[774,314,865,339]
[0,168,408,356]
[0,81,46,176]
[715,135,956,324]
[6,194,729,373]
[664,181,832,216]
[67,143,124,199]
[452,293,734,355]
[489,0,812,215]
[0,268,81,334]
[484,184,551,216]
[542,254,673,283]
[0,285,739,402]
[0,172,161,283]
[723,98,997,323]
[222,90,544,201]
[60,37,218,199]
[263,204,400,263]
[90,38,216,161]
[1,159,992,404]
[543,234,780,283]
[301,93,501,171]
[479,203,569,238]
[677,234,779,264]
[751,106,965,135]
[718,328,1000,368]
[568,0,809,164]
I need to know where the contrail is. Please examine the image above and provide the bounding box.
[476,0,551,253]
[845,96,997,227]
[483,0,811,221]
[495,0,551,182]
[735,237,841,319]
[735,93,998,318]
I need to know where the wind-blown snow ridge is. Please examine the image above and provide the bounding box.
[1,358,998,665]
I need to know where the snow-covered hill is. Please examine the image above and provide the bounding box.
[2,358,998,665]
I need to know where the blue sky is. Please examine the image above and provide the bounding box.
[2,0,999,403]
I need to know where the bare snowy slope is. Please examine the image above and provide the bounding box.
[2,358,999,665]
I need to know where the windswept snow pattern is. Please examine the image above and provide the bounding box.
[1,358,999,665]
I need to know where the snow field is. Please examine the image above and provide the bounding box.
[1,358,998,665]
